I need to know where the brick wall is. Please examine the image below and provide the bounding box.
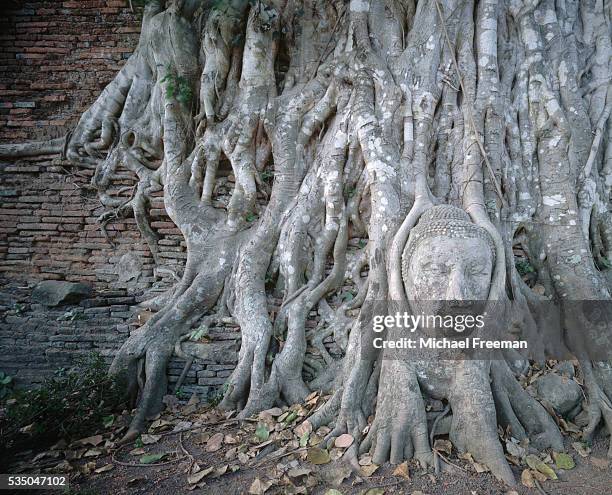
[0,0,187,289]
[0,1,238,400]
[0,0,139,142]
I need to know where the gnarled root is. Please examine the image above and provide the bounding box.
[447,361,515,486]
[491,360,564,452]
[360,360,435,469]
[581,360,612,457]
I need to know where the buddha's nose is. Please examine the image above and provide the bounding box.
[446,270,469,300]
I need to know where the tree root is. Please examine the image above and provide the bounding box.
[581,360,612,457]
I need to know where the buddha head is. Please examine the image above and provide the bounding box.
[402,205,495,318]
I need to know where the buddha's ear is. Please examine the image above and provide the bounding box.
[402,266,416,300]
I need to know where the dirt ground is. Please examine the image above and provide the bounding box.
[3,398,611,495]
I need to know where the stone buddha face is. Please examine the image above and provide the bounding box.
[402,205,495,318]
[408,238,493,301]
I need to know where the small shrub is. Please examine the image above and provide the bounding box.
[160,69,193,105]
[0,353,126,450]
[209,383,229,407]
[515,258,535,277]
[0,371,13,400]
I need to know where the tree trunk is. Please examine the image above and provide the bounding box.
[2,0,611,485]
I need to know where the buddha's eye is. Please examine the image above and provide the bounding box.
[422,263,448,274]
[467,263,487,276]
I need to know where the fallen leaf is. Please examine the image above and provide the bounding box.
[307,447,331,465]
[79,461,96,475]
[94,464,114,474]
[255,424,270,442]
[79,435,104,447]
[84,449,102,458]
[324,490,343,495]
[472,462,488,473]
[249,478,272,494]
[206,432,224,452]
[172,421,193,432]
[139,453,167,464]
[572,442,591,457]
[392,461,410,479]
[520,469,534,488]
[129,448,146,456]
[261,407,283,417]
[525,454,557,480]
[225,434,239,444]
[284,411,299,424]
[141,434,161,445]
[309,434,323,446]
[434,439,452,456]
[359,455,373,466]
[552,451,575,470]
[320,465,352,486]
[558,418,581,434]
[359,464,379,477]
[305,391,319,402]
[532,470,547,483]
[505,440,525,459]
[299,432,310,447]
[19,423,36,435]
[364,489,385,495]
[334,434,354,449]
[251,439,274,451]
[187,466,214,484]
[47,460,71,473]
[295,420,313,437]
[215,464,229,477]
[288,467,311,478]
[51,439,68,450]
[150,419,173,431]
[192,432,210,444]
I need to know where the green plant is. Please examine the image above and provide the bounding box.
[0,371,13,400]
[209,383,229,407]
[189,326,209,341]
[260,169,274,181]
[515,258,535,277]
[57,308,85,321]
[175,387,187,399]
[12,302,26,315]
[1,353,126,449]
[246,213,258,223]
[160,68,193,105]
[341,290,355,302]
